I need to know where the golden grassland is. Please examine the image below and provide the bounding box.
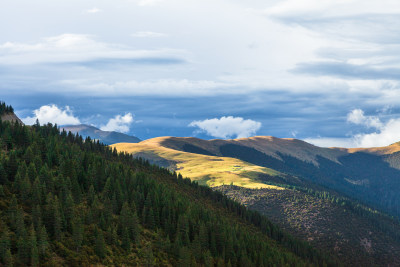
[110,142,285,190]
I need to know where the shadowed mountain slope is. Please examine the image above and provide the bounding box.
[112,136,400,266]
[61,124,140,145]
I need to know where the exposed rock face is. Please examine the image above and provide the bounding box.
[0,113,24,125]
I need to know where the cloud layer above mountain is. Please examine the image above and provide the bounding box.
[3,0,400,146]
[189,116,261,139]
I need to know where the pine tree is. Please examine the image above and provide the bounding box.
[178,246,191,267]
[17,234,30,265]
[143,243,155,267]
[72,217,84,251]
[121,227,130,251]
[53,198,62,241]
[0,165,7,184]
[8,195,18,227]
[0,228,10,263]
[38,225,49,256]
[30,225,39,267]
[3,249,12,267]
[95,228,106,259]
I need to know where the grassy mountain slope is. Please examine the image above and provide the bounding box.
[61,124,140,145]
[116,136,400,217]
[111,141,284,189]
[0,110,335,266]
[112,136,400,266]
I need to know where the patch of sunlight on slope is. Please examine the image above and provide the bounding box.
[110,142,285,190]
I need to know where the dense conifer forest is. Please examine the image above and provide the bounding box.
[0,106,335,266]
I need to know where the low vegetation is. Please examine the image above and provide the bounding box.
[217,185,400,266]
[111,142,283,189]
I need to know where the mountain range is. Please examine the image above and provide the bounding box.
[111,136,400,266]
[2,103,400,266]
[0,105,336,266]
[61,124,140,145]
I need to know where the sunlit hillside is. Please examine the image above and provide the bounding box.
[111,140,284,189]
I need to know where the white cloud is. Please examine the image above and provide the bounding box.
[0,33,185,65]
[22,105,81,126]
[347,109,383,129]
[189,116,261,139]
[86,8,102,14]
[307,109,400,148]
[60,79,233,96]
[100,113,134,133]
[137,0,164,6]
[346,108,400,147]
[265,0,400,19]
[351,116,400,147]
[131,31,167,38]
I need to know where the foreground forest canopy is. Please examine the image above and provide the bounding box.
[0,107,334,266]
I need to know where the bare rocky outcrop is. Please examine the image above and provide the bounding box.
[0,113,24,125]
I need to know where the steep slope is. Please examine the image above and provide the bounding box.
[112,136,400,266]
[0,110,334,266]
[122,136,400,217]
[218,185,400,267]
[61,124,140,145]
[0,102,23,125]
[110,141,285,189]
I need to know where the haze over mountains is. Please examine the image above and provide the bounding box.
[61,124,140,145]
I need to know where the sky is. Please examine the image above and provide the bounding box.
[2,0,400,147]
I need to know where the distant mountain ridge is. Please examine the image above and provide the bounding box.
[61,124,140,145]
[123,136,400,216]
[112,136,400,265]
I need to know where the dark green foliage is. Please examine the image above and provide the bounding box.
[0,106,336,266]
[0,102,14,116]
[95,227,106,258]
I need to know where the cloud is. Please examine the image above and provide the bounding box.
[86,8,102,14]
[137,0,164,6]
[347,109,400,147]
[307,109,400,148]
[293,62,400,81]
[347,109,383,129]
[131,31,167,38]
[0,34,187,65]
[59,79,233,96]
[353,119,400,147]
[100,113,134,133]
[189,116,261,139]
[265,0,400,19]
[22,105,81,126]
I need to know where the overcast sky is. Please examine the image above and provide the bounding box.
[2,0,400,147]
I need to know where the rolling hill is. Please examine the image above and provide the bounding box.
[112,136,400,266]
[61,124,140,145]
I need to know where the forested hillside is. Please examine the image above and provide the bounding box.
[0,109,334,266]
[113,136,400,266]
[217,185,400,266]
